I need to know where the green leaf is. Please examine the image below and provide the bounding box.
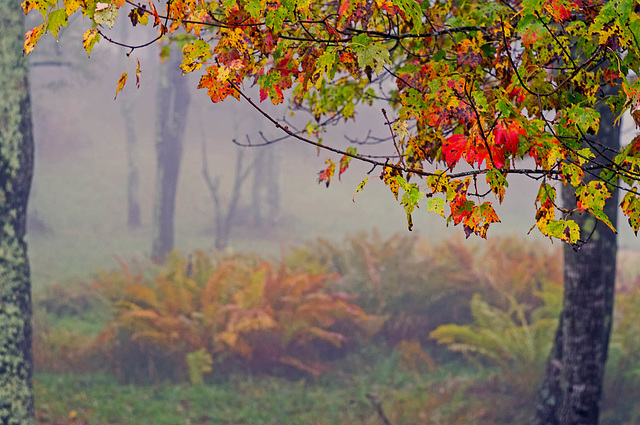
[245,0,263,19]
[266,4,289,30]
[432,50,447,62]
[576,181,615,232]
[352,34,390,75]
[486,169,508,203]
[621,191,640,234]
[561,162,583,187]
[181,39,212,74]
[543,220,580,244]
[427,197,445,217]
[222,0,237,9]
[395,176,424,231]
[46,9,68,39]
[313,50,337,88]
[94,2,118,28]
[160,45,171,62]
[392,0,423,32]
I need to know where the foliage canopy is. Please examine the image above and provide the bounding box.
[23,0,640,242]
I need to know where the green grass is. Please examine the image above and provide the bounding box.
[35,352,492,425]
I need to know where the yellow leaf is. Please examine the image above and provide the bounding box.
[114,72,127,99]
[82,29,100,57]
[63,0,81,16]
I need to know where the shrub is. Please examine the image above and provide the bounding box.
[429,283,562,394]
[602,286,640,424]
[32,315,103,373]
[290,232,562,353]
[94,250,381,383]
[288,231,482,348]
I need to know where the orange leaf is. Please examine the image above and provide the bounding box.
[23,25,44,56]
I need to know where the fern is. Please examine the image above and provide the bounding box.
[94,249,380,382]
[430,289,560,375]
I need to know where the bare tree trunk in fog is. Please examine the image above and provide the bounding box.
[531,89,619,425]
[0,0,36,421]
[251,145,281,227]
[151,46,190,262]
[202,143,252,250]
[118,21,141,229]
[121,99,141,229]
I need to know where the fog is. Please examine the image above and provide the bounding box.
[29,18,637,278]
[25,17,640,288]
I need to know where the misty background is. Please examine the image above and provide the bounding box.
[25,15,640,288]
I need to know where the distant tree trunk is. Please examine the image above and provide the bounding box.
[118,20,141,230]
[251,145,281,227]
[121,99,141,229]
[531,93,619,425]
[151,46,190,261]
[251,148,266,227]
[202,143,252,250]
[0,0,36,422]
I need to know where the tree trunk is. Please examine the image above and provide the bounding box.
[531,94,619,425]
[151,46,190,261]
[251,145,281,228]
[0,0,36,422]
[122,99,141,229]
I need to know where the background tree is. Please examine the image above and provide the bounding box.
[23,0,640,423]
[251,145,281,228]
[151,43,190,261]
[1,0,35,421]
[121,97,142,229]
[201,143,252,250]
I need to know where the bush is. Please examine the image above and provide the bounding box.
[94,250,382,383]
[290,232,562,353]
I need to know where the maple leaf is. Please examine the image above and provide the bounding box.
[486,169,508,203]
[318,159,335,188]
[455,39,482,68]
[198,66,237,102]
[258,70,286,104]
[93,2,118,28]
[442,134,469,167]
[339,147,357,180]
[576,181,615,231]
[352,34,390,76]
[181,39,212,74]
[621,192,640,234]
[493,121,525,156]
[23,24,44,55]
[382,166,401,200]
[81,29,100,57]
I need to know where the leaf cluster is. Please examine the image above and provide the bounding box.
[22,0,640,241]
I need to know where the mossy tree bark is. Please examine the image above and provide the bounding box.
[531,94,619,425]
[0,0,36,422]
[151,46,190,261]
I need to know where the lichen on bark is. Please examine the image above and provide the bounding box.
[0,0,36,422]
